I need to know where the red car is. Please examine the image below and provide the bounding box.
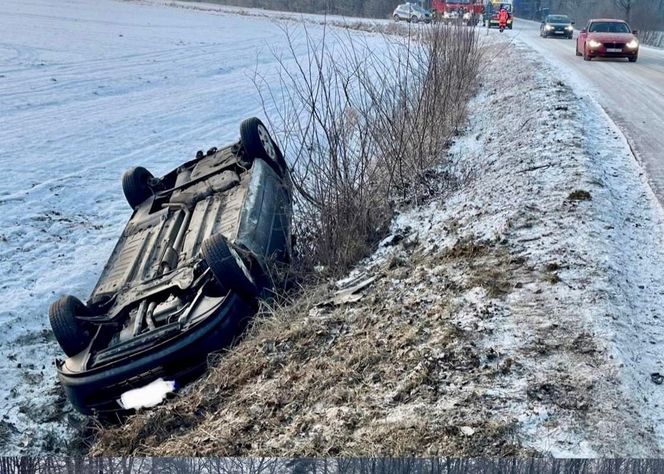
[576,19,640,62]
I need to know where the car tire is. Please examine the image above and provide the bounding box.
[411,15,418,23]
[240,117,286,176]
[583,46,591,61]
[394,15,400,22]
[122,166,154,209]
[201,233,259,299]
[629,55,638,63]
[49,295,92,357]
[575,44,582,56]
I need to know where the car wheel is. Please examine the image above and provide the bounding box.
[629,55,638,63]
[583,46,591,61]
[394,15,400,22]
[122,166,154,209]
[575,44,582,56]
[49,295,93,357]
[411,15,418,23]
[201,233,259,298]
[240,117,285,175]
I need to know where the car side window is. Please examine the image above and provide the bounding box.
[586,21,593,32]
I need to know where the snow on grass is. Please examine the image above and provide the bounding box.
[0,0,390,455]
[347,36,664,456]
[507,25,664,453]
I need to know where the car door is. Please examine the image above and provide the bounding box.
[236,160,292,266]
[397,5,406,19]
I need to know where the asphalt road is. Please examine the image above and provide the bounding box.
[511,19,664,201]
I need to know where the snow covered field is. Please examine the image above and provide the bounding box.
[0,0,388,454]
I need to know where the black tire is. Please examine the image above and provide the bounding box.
[394,15,400,22]
[240,117,286,175]
[201,233,258,298]
[629,55,638,63]
[411,15,418,23]
[583,46,591,61]
[49,295,92,357]
[122,166,153,209]
[575,44,582,56]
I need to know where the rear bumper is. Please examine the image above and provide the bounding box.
[58,294,253,415]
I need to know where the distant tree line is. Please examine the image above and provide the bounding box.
[182,0,401,18]
[2,458,664,474]
[184,0,664,37]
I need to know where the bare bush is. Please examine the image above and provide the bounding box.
[640,29,664,46]
[255,22,481,276]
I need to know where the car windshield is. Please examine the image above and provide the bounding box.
[547,15,569,23]
[589,21,630,33]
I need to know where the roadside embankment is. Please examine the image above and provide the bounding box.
[93,34,664,457]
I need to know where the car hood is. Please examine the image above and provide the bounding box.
[547,22,571,26]
[587,32,635,42]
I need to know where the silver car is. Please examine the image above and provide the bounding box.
[393,3,432,23]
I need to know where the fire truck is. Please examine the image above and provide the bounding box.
[431,0,484,25]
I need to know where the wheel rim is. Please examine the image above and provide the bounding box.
[257,124,277,161]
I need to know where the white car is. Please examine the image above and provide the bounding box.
[393,3,432,23]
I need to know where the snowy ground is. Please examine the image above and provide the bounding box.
[0,0,389,455]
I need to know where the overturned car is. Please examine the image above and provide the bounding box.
[49,118,292,415]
